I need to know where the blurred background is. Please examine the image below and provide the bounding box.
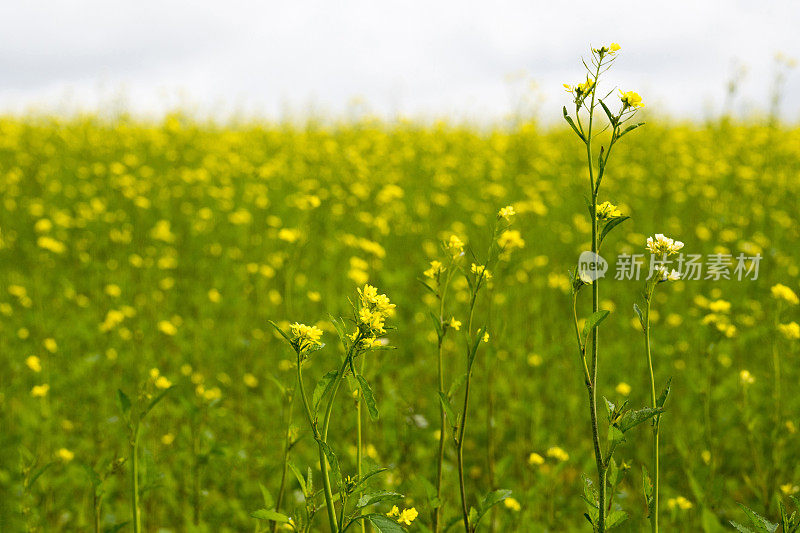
[1,0,798,121]
[2,2,800,533]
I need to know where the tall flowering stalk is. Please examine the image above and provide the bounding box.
[636,234,683,533]
[420,235,464,533]
[564,44,660,532]
[266,285,418,533]
[423,207,516,533]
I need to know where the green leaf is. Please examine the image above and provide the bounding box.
[738,503,779,533]
[606,510,629,529]
[656,377,673,409]
[603,397,616,421]
[582,310,610,344]
[477,489,512,523]
[117,389,131,417]
[599,99,616,125]
[642,466,654,517]
[467,326,486,370]
[448,373,468,398]
[730,521,756,533]
[142,386,173,418]
[633,303,645,331]
[268,320,293,345]
[356,490,404,509]
[258,482,274,508]
[317,440,342,490]
[357,375,379,420]
[369,515,406,533]
[618,406,662,433]
[28,462,54,487]
[563,107,586,142]
[619,121,645,138]
[581,474,599,509]
[438,392,458,429]
[599,216,630,246]
[607,457,619,489]
[251,509,291,523]
[287,462,307,496]
[351,467,389,494]
[312,370,338,413]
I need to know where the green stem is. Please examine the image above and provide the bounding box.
[356,354,366,533]
[433,269,453,533]
[644,298,659,533]
[272,395,294,533]
[456,374,473,533]
[296,356,338,533]
[131,424,141,533]
[586,56,606,532]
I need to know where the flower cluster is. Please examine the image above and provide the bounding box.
[497,205,516,220]
[290,322,324,353]
[595,201,623,221]
[620,90,644,109]
[563,76,596,103]
[771,283,799,305]
[471,263,492,281]
[355,284,396,342]
[445,235,465,257]
[423,260,446,280]
[646,234,684,256]
[386,505,418,526]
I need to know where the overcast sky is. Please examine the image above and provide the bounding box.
[0,0,798,123]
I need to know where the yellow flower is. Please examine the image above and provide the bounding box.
[26,355,42,373]
[424,260,446,279]
[162,433,175,445]
[37,236,66,254]
[781,484,799,495]
[771,283,799,305]
[445,235,465,257]
[739,370,755,385]
[620,90,644,109]
[528,452,545,466]
[290,322,324,352]
[57,448,75,462]
[158,320,178,336]
[105,284,122,297]
[386,506,400,518]
[482,331,490,343]
[397,507,418,526]
[667,496,693,510]
[615,382,631,396]
[708,300,731,313]
[546,446,569,462]
[155,376,172,389]
[203,387,222,401]
[43,338,58,353]
[449,318,462,331]
[608,43,621,54]
[31,384,50,397]
[595,201,622,221]
[498,205,516,220]
[498,230,525,251]
[565,76,596,98]
[208,288,222,303]
[504,498,521,512]
[471,263,492,280]
[243,373,259,388]
[778,322,800,340]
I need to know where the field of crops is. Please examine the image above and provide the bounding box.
[1,105,800,532]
